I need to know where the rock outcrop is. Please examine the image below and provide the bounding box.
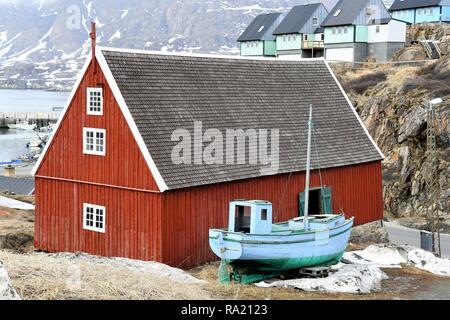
[334,24,450,224]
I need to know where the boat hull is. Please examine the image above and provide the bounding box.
[209,217,353,272]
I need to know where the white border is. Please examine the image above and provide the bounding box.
[86,87,104,116]
[83,127,106,156]
[323,59,385,159]
[95,49,169,192]
[83,203,106,233]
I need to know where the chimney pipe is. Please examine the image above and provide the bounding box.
[90,22,97,74]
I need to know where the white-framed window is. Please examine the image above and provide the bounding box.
[376,26,380,33]
[87,88,103,116]
[83,128,106,156]
[344,27,348,34]
[332,27,336,34]
[83,203,106,233]
[312,17,318,26]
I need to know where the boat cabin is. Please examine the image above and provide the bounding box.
[229,200,273,234]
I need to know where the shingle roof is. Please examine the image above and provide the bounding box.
[322,0,391,26]
[0,176,34,195]
[273,3,325,35]
[101,49,383,190]
[237,13,283,41]
[389,0,442,11]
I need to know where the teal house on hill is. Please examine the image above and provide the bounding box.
[322,0,406,62]
[237,13,284,57]
[273,3,329,58]
[389,0,450,24]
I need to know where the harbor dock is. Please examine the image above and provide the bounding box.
[0,111,61,129]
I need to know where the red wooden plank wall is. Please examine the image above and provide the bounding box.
[160,161,383,268]
[34,177,162,261]
[35,60,159,191]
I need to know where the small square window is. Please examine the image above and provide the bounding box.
[87,88,103,116]
[83,128,106,156]
[83,203,105,233]
[261,209,267,221]
[312,18,318,26]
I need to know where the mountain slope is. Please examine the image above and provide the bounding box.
[0,0,340,90]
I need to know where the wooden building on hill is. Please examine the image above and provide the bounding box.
[32,26,384,268]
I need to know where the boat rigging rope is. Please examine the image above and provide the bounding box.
[274,114,325,221]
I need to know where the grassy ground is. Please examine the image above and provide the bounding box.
[1,198,448,300]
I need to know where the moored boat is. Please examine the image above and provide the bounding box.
[208,105,354,284]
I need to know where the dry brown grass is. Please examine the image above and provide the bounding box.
[0,251,212,300]
[190,262,410,300]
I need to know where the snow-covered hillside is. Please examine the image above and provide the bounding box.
[0,0,391,90]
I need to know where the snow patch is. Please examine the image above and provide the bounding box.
[0,262,20,300]
[408,249,450,276]
[168,34,183,44]
[48,252,205,285]
[108,30,121,42]
[343,245,406,268]
[121,9,129,19]
[0,31,7,44]
[257,264,388,294]
[0,196,35,211]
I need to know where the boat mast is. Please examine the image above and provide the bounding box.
[304,104,313,230]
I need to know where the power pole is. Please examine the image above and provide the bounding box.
[426,101,441,257]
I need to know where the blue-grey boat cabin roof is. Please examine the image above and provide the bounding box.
[273,3,329,35]
[389,0,445,11]
[237,13,284,42]
[322,0,391,27]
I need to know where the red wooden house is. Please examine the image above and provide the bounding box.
[32,28,384,268]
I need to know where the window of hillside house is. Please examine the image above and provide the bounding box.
[376,26,380,33]
[344,27,348,34]
[312,18,318,26]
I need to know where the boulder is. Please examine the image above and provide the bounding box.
[349,220,389,244]
[0,262,20,300]
[0,233,34,252]
[398,106,427,143]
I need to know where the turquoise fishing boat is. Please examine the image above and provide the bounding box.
[209,105,354,284]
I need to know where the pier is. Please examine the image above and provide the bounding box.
[0,111,61,129]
